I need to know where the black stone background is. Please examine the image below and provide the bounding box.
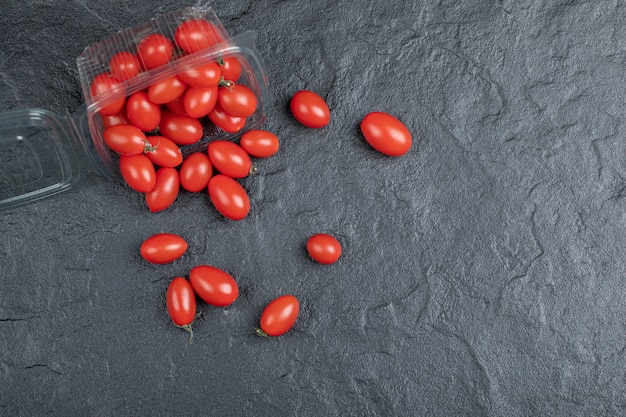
[1,0,625,416]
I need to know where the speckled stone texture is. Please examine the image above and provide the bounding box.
[1,1,625,416]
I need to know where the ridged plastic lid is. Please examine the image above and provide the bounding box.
[0,109,84,211]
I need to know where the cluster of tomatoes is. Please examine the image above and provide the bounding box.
[140,82,409,338]
[137,86,408,338]
[140,233,241,338]
[142,87,407,338]
[90,13,413,339]
[91,18,271,215]
[139,230,341,338]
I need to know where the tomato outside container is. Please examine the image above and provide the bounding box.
[0,5,270,211]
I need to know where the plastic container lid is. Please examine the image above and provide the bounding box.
[0,107,89,210]
[0,5,270,211]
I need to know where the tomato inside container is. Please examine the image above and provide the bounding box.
[0,5,270,211]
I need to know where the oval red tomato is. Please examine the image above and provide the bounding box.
[239,130,280,158]
[103,124,150,155]
[218,57,242,82]
[189,265,239,307]
[166,277,196,329]
[208,103,246,133]
[119,154,156,192]
[126,91,161,132]
[90,73,126,116]
[217,84,257,117]
[178,61,221,88]
[306,233,342,264]
[207,140,252,179]
[109,51,140,81]
[183,86,218,118]
[257,295,300,337]
[137,33,173,70]
[145,136,183,168]
[145,167,179,212]
[179,152,213,192]
[140,233,188,264]
[360,112,412,156]
[175,19,222,54]
[159,111,203,145]
[290,90,330,128]
[140,233,187,264]
[148,75,187,104]
[208,175,250,220]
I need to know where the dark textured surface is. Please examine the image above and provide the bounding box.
[1,0,625,415]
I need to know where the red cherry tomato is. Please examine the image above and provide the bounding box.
[208,141,252,179]
[145,136,183,168]
[218,84,257,117]
[208,103,246,133]
[164,96,188,115]
[126,91,161,132]
[183,86,218,118]
[119,154,156,193]
[290,90,330,128]
[109,51,140,81]
[179,152,213,192]
[148,75,187,105]
[239,130,280,158]
[158,111,203,145]
[103,124,151,155]
[189,265,239,307]
[137,33,173,70]
[175,19,223,54]
[208,175,250,221]
[90,73,126,116]
[146,167,180,212]
[218,57,242,82]
[166,277,196,329]
[257,295,300,337]
[140,233,188,264]
[178,61,221,88]
[306,233,342,264]
[360,112,412,156]
[101,111,129,128]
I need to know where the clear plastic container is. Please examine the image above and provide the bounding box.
[0,5,270,211]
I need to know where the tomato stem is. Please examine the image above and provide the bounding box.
[176,323,194,343]
[143,137,159,153]
[249,164,258,175]
[218,76,235,90]
[255,328,268,337]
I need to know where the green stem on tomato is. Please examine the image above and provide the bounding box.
[143,137,159,153]
[176,323,194,344]
[249,164,258,176]
[218,76,235,89]
[255,328,268,337]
